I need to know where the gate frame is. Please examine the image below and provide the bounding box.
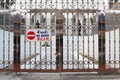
[0,10,119,74]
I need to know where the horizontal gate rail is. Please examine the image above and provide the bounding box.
[29,9,99,13]
[0,69,119,73]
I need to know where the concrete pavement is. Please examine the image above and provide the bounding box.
[0,72,120,80]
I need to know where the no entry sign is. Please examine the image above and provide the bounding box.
[27,31,35,40]
[26,29,51,42]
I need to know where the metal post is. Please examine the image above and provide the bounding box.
[98,14,106,71]
[13,16,21,71]
[99,31,105,69]
[56,12,64,71]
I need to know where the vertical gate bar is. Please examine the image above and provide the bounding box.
[72,0,74,69]
[87,12,90,68]
[119,17,120,68]
[76,1,79,69]
[109,26,111,68]
[77,13,79,69]
[82,13,85,69]
[8,12,10,68]
[3,0,5,9]
[78,12,81,68]
[91,0,94,69]
[45,0,47,9]
[56,11,63,71]
[55,1,57,70]
[29,1,32,69]
[39,0,42,69]
[50,12,51,69]
[71,1,73,69]
[40,0,42,9]
[3,13,5,68]
[67,0,68,9]
[24,12,27,69]
[117,14,119,68]
[61,12,64,71]
[58,22,60,71]
[19,1,23,69]
[114,13,116,68]
[102,0,105,69]
[14,0,16,10]
[34,0,37,69]
[34,40,37,69]
[106,6,109,69]
[50,0,52,9]
[35,0,37,9]
[103,0,105,69]
[119,15,120,68]
[59,16,61,71]
[40,41,42,69]
[66,0,68,69]
[56,13,59,70]
[55,0,57,9]
[102,30,105,68]
[56,13,58,70]
[20,4,22,70]
[92,12,95,69]
[24,27,26,69]
[72,12,74,69]
[62,0,63,9]
[39,13,42,69]
[0,14,1,68]
[108,13,111,68]
[25,0,26,10]
[67,12,69,69]
[45,11,47,69]
[13,16,21,71]
[29,26,31,69]
[34,12,37,69]
[98,13,106,70]
[82,0,85,69]
[20,1,23,9]
[93,23,95,69]
[77,0,78,8]
[97,0,99,9]
[88,0,89,69]
[72,0,74,68]
[34,31,37,69]
[50,12,52,69]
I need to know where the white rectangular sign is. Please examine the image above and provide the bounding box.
[26,29,51,42]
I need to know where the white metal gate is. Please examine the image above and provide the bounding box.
[0,0,120,73]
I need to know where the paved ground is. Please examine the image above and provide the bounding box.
[1,72,120,80]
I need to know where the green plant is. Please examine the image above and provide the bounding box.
[42,42,50,47]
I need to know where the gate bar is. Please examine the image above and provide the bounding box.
[56,12,64,71]
[98,14,105,70]
[13,19,21,71]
